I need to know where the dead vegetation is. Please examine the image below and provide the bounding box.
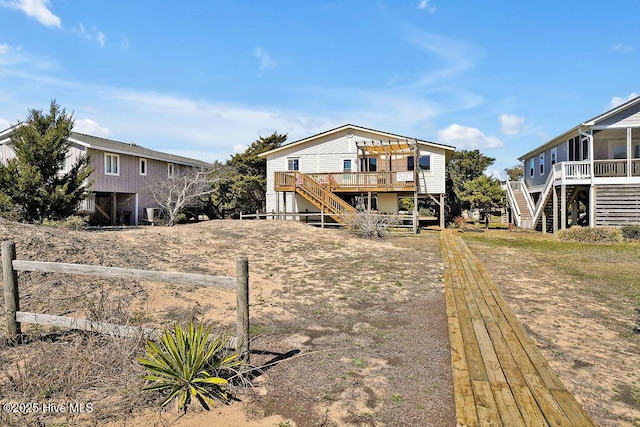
[0,219,455,426]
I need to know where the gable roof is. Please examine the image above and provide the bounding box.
[258,123,455,157]
[69,132,211,167]
[0,124,211,168]
[519,96,640,160]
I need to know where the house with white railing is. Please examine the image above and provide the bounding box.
[506,97,640,232]
[259,124,455,230]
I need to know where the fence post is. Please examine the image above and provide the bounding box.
[236,256,249,364]
[2,241,21,338]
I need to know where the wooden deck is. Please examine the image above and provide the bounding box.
[439,230,595,426]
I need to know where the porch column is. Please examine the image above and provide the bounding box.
[439,193,445,229]
[628,128,632,178]
[111,192,117,226]
[571,198,578,226]
[367,192,372,213]
[560,184,567,231]
[413,190,419,234]
[275,191,280,220]
[134,193,139,225]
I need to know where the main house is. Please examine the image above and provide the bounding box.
[506,97,640,232]
[0,127,211,225]
[259,124,455,230]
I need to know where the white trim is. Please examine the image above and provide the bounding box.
[104,153,120,176]
[139,158,147,176]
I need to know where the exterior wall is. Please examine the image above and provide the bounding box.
[524,141,570,188]
[89,148,177,193]
[595,184,640,226]
[416,146,447,194]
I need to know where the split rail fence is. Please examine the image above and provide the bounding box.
[1,241,250,363]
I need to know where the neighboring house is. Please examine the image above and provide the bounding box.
[506,97,640,232]
[259,124,455,229]
[0,127,211,225]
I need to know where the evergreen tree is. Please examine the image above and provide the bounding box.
[446,149,496,216]
[212,132,286,217]
[459,175,506,227]
[0,100,93,221]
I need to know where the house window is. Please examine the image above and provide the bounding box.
[419,155,431,171]
[105,153,119,175]
[539,154,545,175]
[551,147,557,165]
[140,158,147,176]
[168,163,175,178]
[407,156,415,171]
[360,157,377,172]
[529,158,534,177]
[287,158,299,171]
[343,159,352,172]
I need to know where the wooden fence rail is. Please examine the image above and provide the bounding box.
[1,241,250,364]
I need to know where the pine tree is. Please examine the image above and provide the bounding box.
[0,100,93,221]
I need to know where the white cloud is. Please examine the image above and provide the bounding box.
[254,47,277,72]
[610,92,639,108]
[499,114,525,135]
[437,124,503,149]
[233,144,247,154]
[418,0,436,13]
[0,117,11,130]
[0,0,61,28]
[74,23,106,47]
[611,43,633,53]
[74,118,110,136]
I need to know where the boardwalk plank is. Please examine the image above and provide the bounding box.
[440,230,595,427]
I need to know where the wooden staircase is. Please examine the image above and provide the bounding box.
[292,172,356,223]
[511,186,533,228]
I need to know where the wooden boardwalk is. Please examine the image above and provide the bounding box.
[440,229,595,426]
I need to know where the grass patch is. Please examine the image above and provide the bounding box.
[461,230,640,321]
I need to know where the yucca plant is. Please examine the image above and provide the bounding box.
[137,321,241,412]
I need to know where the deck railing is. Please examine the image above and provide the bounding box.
[275,171,415,191]
[594,160,627,177]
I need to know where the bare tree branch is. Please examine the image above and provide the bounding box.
[143,166,227,226]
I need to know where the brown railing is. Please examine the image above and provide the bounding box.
[274,172,356,222]
[275,171,415,191]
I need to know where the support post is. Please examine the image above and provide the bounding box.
[560,184,567,231]
[236,256,249,365]
[2,241,21,338]
[111,192,117,226]
[552,185,558,234]
[589,185,596,227]
[413,191,419,234]
[439,193,445,229]
[275,192,280,220]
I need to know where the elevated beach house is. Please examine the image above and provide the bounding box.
[506,96,640,232]
[0,127,211,225]
[259,124,455,230]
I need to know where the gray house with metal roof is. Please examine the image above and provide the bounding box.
[0,128,211,225]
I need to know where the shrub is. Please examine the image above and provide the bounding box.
[137,321,240,413]
[174,213,188,224]
[557,226,623,243]
[448,216,467,229]
[64,215,89,230]
[347,213,402,239]
[621,224,640,241]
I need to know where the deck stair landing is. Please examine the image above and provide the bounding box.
[440,229,595,426]
[292,172,356,223]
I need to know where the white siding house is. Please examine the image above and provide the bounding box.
[259,124,454,229]
[506,96,640,231]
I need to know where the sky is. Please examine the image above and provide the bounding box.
[0,0,639,176]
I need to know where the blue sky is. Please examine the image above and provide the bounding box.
[0,0,638,175]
